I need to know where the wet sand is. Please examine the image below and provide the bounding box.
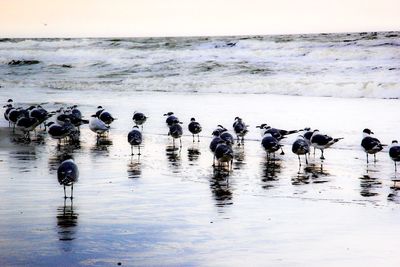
[1,92,400,266]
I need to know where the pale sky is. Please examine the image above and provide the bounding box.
[0,0,399,38]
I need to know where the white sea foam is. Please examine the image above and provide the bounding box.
[0,32,399,99]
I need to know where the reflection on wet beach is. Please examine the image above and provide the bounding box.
[90,137,113,156]
[233,146,246,170]
[165,145,181,172]
[127,158,141,179]
[187,146,200,163]
[210,170,233,209]
[260,158,281,189]
[56,199,78,244]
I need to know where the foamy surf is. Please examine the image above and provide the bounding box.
[0,31,399,99]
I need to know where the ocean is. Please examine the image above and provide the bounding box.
[0,31,399,99]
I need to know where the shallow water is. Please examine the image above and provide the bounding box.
[1,92,400,266]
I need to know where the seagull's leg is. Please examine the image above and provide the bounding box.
[298,155,301,166]
[197,134,200,142]
[71,184,74,199]
[374,154,376,163]
[313,147,315,156]
[320,149,325,160]
[172,138,175,148]
[305,154,308,164]
[212,155,216,167]
[280,147,285,155]
[395,162,397,172]
[192,134,195,143]
[138,146,141,156]
[131,145,133,156]
[64,185,66,199]
[366,153,369,164]
[180,138,182,148]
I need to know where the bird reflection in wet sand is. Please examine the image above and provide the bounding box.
[187,146,201,163]
[57,199,78,244]
[260,158,282,189]
[292,163,330,185]
[127,157,141,179]
[166,145,181,172]
[233,146,246,170]
[91,137,113,155]
[360,166,382,197]
[210,171,233,209]
[388,176,400,203]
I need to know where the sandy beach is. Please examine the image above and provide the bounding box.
[1,91,400,266]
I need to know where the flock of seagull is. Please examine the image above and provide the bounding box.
[3,98,400,198]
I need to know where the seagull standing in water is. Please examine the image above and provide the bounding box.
[214,139,234,169]
[210,129,224,166]
[233,117,248,145]
[217,125,234,146]
[128,126,143,156]
[261,133,282,159]
[292,135,310,165]
[132,111,147,129]
[57,158,79,199]
[310,130,343,160]
[361,128,386,163]
[95,106,116,125]
[389,140,400,171]
[256,124,300,155]
[168,120,183,148]
[89,114,110,137]
[188,118,202,142]
[164,112,179,126]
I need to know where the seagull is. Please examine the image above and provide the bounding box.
[46,121,73,142]
[256,124,300,155]
[361,128,385,163]
[303,127,315,154]
[29,105,53,129]
[233,117,248,145]
[210,129,224,166]
[214,139,234,169]
[3,99,14,126]
[132,111,147,128]
[261,133,282,159]
[99,110,116,125]
[15,115,40,140]
[128,126,142,155]
[256,123,300,140]
[164,112,179,126]
[89,115,110,137]
[57,158,79,199]
[188,118,202,142]
[292,135,310,165]
[95,106,104,117]
[310,130,343,160]
[217,125,234,146]
[168,121,183,147]
[8,107,24,130]
[389,140,400,171]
